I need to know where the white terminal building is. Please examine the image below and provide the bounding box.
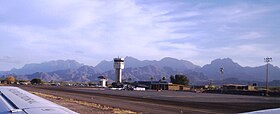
[114,57,124,83]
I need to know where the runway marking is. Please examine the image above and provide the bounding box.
[161,95,192,98]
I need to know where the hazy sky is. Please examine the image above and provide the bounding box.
[0,0,280,70]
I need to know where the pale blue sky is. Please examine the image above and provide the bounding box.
[0,0,279,70]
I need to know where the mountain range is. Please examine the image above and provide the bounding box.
[199,58,280,81]
[1,60,83,75]
[1,57,279,85]
[95,57,200,72]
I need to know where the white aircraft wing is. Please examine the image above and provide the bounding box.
[0,86,78,114]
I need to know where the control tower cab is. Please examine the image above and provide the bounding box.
[114,57,124,83]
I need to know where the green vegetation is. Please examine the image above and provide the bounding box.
[170,74,189,85]
[30,78,43,85]
[159,76,166,82]
[0,77,4,81]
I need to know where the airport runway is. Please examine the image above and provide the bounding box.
[19,85,280,114]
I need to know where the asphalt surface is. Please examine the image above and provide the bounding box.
[19,85,280,114]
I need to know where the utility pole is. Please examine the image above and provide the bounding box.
[220,67,224,94]
[264,57,272,96]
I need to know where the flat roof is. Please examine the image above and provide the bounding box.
[114,58,124,62]
[223,84,251,87]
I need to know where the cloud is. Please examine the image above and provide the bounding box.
[240,32,264,40]
[196,44,279,67]
[0,0,182,66]
[0,0,279,70]
[155,42,199,56]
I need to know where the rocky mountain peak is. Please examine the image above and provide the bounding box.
[8,60,83,75]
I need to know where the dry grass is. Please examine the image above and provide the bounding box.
[31,92,137,114]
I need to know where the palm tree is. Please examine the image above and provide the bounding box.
[150,76,154,81]
[162,76,166,81]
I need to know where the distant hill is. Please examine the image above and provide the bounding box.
[25,65,101,82]
[1,60,83,75]
[200,58,247,80]
[22,65,207,84]
[200,58,280,81]
[1,57,279,84]
[244,64,280,81]
[95,56,200,72]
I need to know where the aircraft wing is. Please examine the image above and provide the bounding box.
[0,86,78,114]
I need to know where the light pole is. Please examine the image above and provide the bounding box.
[264,57,272,96]
[220,67,224,93]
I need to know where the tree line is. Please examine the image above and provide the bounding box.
[152,74,190,85]
[0,75,43,85]
[1,74,190,85]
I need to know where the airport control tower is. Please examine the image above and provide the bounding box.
[114,57,124,83]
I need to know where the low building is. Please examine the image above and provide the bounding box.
[167,84,190,91]
[223,84,255,91]
[133,81,189,91]
[98,76,107,87]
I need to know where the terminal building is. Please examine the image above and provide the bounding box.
[133,81,190,91]
[222,84,256,91]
